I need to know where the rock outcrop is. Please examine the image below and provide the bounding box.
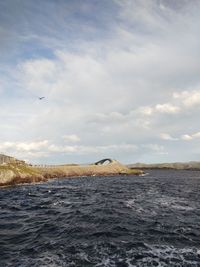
[0,163,45,186]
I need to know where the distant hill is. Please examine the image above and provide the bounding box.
[127,161,200,170]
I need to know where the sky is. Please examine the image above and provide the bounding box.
[0,0,200,164]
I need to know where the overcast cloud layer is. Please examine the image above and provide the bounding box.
[0,0,200,164]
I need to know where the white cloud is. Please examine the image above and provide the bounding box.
[155,103,180,114]
[0,140,49,152]
[0,139,138,162]
[181,132,200,141]
[181,134,193,141]
[193,132,200,138]
[19,59,56,80]
[136,102,180,118]
[136,87,200,118]
[16,140,49,151]
[137,106,153,116]
[62,134,80,143]
[173,90,200,108]
[160,133,178,141]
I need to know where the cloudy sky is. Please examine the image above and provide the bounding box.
[0,0,200,164]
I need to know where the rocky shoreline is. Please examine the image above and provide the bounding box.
[0,160,143,187]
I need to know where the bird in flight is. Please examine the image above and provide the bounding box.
[38,97,45,100]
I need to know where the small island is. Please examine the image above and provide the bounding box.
[0,154,143,187]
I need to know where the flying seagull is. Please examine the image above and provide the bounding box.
[38,97,45,100]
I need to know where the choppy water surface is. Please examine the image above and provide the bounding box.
[1,170,200,266]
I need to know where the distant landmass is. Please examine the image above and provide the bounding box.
[128,161,200,170]
[0,154,143,187]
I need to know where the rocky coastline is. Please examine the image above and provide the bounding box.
[0,159,143,187]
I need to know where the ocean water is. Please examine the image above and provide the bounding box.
[0,170,200,266]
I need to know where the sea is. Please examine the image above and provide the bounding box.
[0,170,200,266]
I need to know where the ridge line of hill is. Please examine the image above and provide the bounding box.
[128,161,200,170]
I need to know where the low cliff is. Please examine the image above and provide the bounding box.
[0,160,143,187]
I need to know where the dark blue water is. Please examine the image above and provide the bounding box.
[1,170,200,266]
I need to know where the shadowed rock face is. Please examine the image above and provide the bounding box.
[0,157,143,187]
